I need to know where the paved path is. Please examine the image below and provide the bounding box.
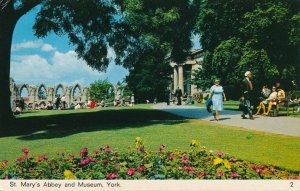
[151,103,300,137]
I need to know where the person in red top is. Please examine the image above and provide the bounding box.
[90,100,96,108]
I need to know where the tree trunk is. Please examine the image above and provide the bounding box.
[0,11,18,127]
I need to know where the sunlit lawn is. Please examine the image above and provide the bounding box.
[0,104,299,171]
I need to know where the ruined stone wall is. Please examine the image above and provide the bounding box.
[10,79,89,110]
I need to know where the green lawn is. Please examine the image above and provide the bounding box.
[1,104,299,171]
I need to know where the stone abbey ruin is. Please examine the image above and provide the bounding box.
[10,78,89,110]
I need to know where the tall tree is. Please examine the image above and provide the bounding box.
[111,0,200,100]
[193,0,300,99]
[88,80,113,102]
[0,0,116,125]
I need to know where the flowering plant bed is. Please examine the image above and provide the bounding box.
[0,138,299,179]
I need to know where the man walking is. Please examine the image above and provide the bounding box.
[175,87,183,105]
[242,71,255,120]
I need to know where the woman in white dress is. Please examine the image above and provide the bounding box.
[209,79,226,121]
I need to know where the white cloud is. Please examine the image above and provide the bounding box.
[12,40,56,52]
[10,46,128,86]
[41,44,56,52]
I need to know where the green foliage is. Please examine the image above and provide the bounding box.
[194,0,300,98]
[1,139,298,179]
[110,0,200,101]
[88,80,113,102]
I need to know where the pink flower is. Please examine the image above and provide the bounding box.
[251,165,256,170]
[69,153,75,158]
[103,159,109,163]
[217,151,223,157]
[231,172,238,178]
[185,166,194,172]
[217,171,224,177]
[3,160,8,164]
[256,169,263,174]
[181,154,189,164]
[80,147,88,158]
[259,164,266,170]
[22,148,29,154]
[106,173,118,179]
[138,165,146,172]
[105,148,111,153]
[94,150,100,154]
[127,168,136,176]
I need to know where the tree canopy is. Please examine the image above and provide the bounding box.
[193,0,300,99]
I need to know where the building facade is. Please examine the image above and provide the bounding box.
[168,49,204,96]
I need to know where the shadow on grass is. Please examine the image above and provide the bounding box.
[2,109,187,140]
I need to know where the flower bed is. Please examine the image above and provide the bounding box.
[0,138,299,179]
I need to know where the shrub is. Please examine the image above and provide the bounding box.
[0,138,299,179]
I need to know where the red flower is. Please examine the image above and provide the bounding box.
[37,155,48,161]
[181,154,189,164]
[138,165,146,172]
[17,156,25,162]
[80,147,88,158]
[197,171,207,177]
[22,148,29,154]
[231,172,238,178]
[69,153,75,158]
[159,144,166,151]
[106,173,118,179]
[127,168,136,176]
[259,164,266,170]
[185,166,194,172]
[251,165,256,170]
[256,169,263,174]
[217,171,224,177]
[105,148,111,153]
[138,146,145,152]
[3,160,8,164]
[169,155,175,160]
[103,159,109,163]
[94,150,100,154]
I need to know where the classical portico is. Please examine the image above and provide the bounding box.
[169,49,203,96]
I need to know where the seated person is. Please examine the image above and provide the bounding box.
[255,86,278,115]
[264,87,286,116]
[14,106,22,115]
[75,103,81,110]
[289,96,300,107]
[259,85,271,101]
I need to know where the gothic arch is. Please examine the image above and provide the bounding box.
[55,84,65,96]
[18,84,30,98]
[72,84,82,99]
[37,84,48,100]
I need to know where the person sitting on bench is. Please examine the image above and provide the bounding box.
[263,86,285,116]
[255,86,277,115]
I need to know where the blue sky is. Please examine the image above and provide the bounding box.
[10,7,200,87]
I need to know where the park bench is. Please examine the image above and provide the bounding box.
[270,90,300,117]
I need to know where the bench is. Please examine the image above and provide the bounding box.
[270,90,300,117]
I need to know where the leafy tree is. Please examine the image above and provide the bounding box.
[111,0,200,101]
[88,80,113,102]
[0,0,116,124]
[193,0,300,99]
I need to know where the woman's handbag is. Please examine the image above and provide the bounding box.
[205,98,213,113]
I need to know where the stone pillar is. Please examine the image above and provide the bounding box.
[173,66,178,91]
[178,65,184,94]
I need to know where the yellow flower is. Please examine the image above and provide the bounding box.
[0,162,7,169]
[190,140,200,147]
[214,157,223,166]
[135,137,143,148]
[64,170,76,180]
[223,159,231,170]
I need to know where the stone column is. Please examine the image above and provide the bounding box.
[173,66,178,91]
[178,65,184,94]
